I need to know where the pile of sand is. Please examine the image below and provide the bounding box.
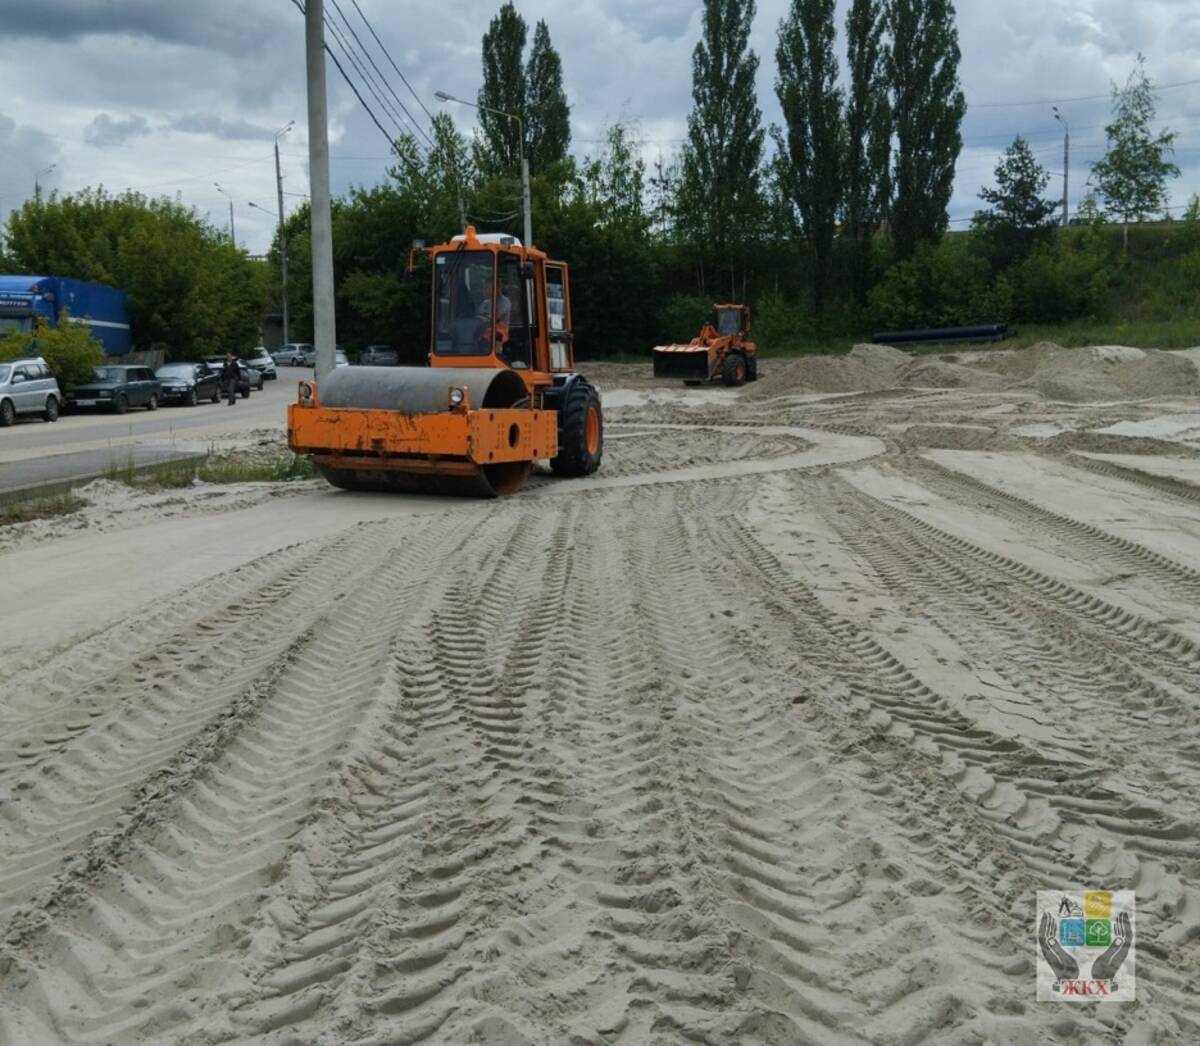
[753,343,910,396]
[972,342,1200,402]
[901,356,1008,390]
[754,341,1200,402]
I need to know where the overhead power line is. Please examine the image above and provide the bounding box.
[328,0,435,149]
[288,0,400,154]
[322,5,420,149]
[972,76,1200,110]
[349,0,436,125]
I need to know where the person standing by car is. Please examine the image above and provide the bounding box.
[220,354,240,406]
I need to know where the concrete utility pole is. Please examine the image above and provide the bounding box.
[214,183,237,245]
[1053,107,1069,227]
[274,121,294,344]
[306,0,337,379]
[435,90,531,246]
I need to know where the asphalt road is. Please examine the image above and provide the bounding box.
[0,367,304,494]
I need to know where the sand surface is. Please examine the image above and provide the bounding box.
[1,343,1199,1044]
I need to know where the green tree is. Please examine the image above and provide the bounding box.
[972,136,1058,269]
[3,189,266,357]
[539,122,658,355]
[678,0,766,297]
[844,0,891,304]
[1091,55,1180,249]
[526,20,571,172]
[887,0,966,260]
[476,2,528,175]
[0,311,106,389]
[774,0,844,312]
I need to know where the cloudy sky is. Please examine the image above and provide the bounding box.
[2,0,1198,256]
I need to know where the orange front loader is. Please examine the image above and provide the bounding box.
[288,227,603,497]
[652,304,758,386]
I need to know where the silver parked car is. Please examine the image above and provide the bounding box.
[244,348,277,379]
[272,343,312,367]
[0,357,62,425]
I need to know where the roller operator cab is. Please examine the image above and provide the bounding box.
[288,227,603,497]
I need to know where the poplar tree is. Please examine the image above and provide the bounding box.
[844,0,890,303]
[774,0,843,311]
[476,3,527,175]
[888,0,966,260]
[525,20,571,172]
[678,0,765,296]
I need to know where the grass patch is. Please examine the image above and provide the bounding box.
[0,493,86,526]
[104,454,137,484]
[133,451,318,489]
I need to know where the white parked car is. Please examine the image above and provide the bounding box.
[244,348,277,380]
[0,357,61,425]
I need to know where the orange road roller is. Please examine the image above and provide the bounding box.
[288,227,603,497]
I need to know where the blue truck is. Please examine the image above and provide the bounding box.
[0,275,131,355]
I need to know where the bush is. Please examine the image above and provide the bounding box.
[0,311,105,389]
[752,290,812,352]
[868,239,1007,330]
[1012,238,1109,323]
[656,294,712,345]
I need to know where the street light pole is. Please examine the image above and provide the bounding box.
[34,164,56,204]
[1052,107,1069,228]
[214,182,237,244]
[434,90,530,246]
[306,0,337,379]
[274,121,294,344]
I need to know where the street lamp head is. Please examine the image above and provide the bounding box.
[434,90,454,103]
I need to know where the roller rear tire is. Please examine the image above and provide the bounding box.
[551,381,603,477]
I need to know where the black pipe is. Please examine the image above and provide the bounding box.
[872,323,1010,346]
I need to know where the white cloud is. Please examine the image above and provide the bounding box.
[0,0,1196,251]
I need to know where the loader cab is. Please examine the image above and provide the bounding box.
[713,304,750,337]
[430,227,574,382]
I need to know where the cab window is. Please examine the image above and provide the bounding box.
[497,254,532,369]
[716,309,741,335]
[434,250,494,356]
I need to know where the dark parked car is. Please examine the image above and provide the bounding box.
[155,363,221,405]
[203,358,252,398]
[67,366,161,414]
[359,345,399,365]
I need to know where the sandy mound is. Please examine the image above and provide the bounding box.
[753,343,910,396]
[966,341,1200,402]
[901,357,1007,390]
[1031,344,1198,401]
[761,341,1200,402]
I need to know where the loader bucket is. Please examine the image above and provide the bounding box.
[653,346,711,381]
[289,366,554,498]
